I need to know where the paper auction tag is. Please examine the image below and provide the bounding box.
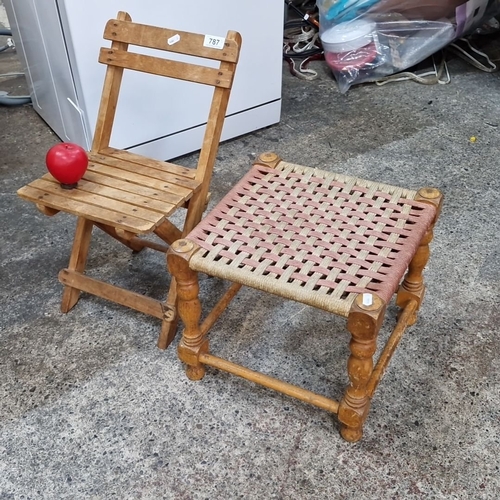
[203,34,225,50]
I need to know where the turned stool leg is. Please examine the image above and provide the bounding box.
[338,293,386,442]
[397,188,443,325]
[167,239,208,381]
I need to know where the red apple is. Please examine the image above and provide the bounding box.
[45,142,88,189]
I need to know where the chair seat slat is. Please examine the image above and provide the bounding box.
[98,148,196,179]
[26,178,165,223]
[81,170,184,207]
[89,155,201,191]
[87,163,196,201]
[37,174,177,215]
[18,185,159,233]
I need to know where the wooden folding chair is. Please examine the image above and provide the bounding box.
[17,11,242,349]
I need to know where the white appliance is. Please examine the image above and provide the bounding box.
[4,0,284,160]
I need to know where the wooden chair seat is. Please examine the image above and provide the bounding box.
[168,152,443,442]
[18,148,201,234]
[17,12,242,349]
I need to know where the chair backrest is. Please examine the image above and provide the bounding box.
[91,11,242,183]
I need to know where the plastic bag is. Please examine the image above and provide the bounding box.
[317,0,500,92]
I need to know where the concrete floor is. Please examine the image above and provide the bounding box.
[1,10,500,500]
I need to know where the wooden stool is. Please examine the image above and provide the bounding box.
[167,153,442,441]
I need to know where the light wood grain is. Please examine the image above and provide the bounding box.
[168,172,443,441]
[103,19,240,62]
[99,48,234,88]
[99,148,196,178]
[16,11,242,351]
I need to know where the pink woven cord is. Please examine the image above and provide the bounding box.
[188,164,436,309]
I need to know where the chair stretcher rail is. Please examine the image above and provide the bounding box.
[199,353,340,414]
[367,300,418,397]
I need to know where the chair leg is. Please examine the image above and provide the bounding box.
[95,223,145,253]
[167,239,208,380]
[154,219,182,246]
[60,217,94,313]
[338,294,386,442]
[396,187,443,325]
[396,229,433,325]
[157,278,179,350]
[182,191,208,237]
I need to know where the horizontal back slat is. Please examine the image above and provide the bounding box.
[98,48,233,88]
[103,19,240,63]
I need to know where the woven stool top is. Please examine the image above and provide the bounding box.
[187,161,436,316]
